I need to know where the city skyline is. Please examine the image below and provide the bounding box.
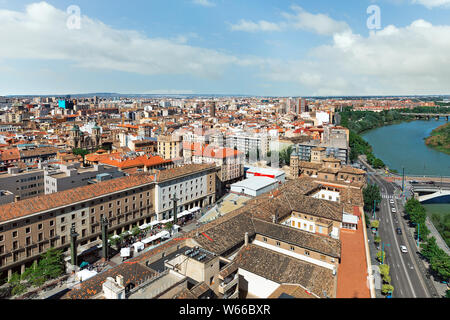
[1,0,450,96]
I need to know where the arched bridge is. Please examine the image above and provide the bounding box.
[412,185,450,203]
[400,113,450,121]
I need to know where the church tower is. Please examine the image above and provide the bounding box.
[290,145,299,178]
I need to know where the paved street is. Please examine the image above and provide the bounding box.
[361,157,441,298]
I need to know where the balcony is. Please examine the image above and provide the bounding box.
[218,273,238,294]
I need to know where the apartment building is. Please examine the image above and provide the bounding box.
[44,162,126,194]
[157,134,183,160]
[0,166,45,202]
[0,164,218,281]
[154,164,219,221]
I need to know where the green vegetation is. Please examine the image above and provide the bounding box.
[405,198,450,283]
[400,106,450,114]
[8,248,65,297]
[371,220,380,229]
[377,251,385,263]
[339,108,395,167]
[381,284,394,295]
[363,184,382,212]
[340,108,412,135]
[430,212,450,248]
[405,198,430,240]
[425,123,450,155]
[279,145,293,166]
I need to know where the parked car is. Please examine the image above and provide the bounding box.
[396,228,402,235]
[400,245,408,253]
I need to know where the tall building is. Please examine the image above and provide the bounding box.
[210,101,216,118]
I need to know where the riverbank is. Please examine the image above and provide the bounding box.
[361,119,450,176]
[425,122,450,155]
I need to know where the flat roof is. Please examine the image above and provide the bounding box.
[231,177,278,191]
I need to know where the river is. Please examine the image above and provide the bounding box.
[361,119,450,177]
[362,119,450,216]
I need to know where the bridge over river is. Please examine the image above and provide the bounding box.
[399,113,450,120]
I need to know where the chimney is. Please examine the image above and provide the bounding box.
[244,232,248,246]
[116,275,124,288]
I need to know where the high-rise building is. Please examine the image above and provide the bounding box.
[210,101,216,117]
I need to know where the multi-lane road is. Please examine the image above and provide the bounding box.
[361,158,439,298]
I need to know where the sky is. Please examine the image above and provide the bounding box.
[0,0,449,96]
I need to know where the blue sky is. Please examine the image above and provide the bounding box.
[0,0,449,96]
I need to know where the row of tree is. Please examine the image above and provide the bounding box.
[340,109,387,167]
[404,198,450,285]
[7,248,65,297]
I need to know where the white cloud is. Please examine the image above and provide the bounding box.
[230,19,284,32]
[261,19,450,95]
[412,0,450,8]
[230,5,350,36]
[282,5,350,35]
[192,0,216,7]
[0,2,235,79]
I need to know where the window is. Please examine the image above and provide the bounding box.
[61,236,66,244]
[276,241,280,247]
[290,246,295,251]
[12,231,18,238]
[25,227,31,234]
[61,226,66,232]
[50,220,54,226]
[305,250,310,256]
[263,237,267,242]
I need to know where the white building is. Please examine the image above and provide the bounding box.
[230,177,279,197]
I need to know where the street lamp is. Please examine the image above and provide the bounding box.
[373,199,379,219]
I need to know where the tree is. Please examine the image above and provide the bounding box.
[8,272,27,296]
[36,248,65,281]
[164,222,174,231]
[131,226,141,237]
[377,251,386,263]
[446,289,450,298]
[430,254,450,281]
[372,158,385,169]
[72,148,90,166]
[363,184,381,212]
[374,236,381,245]
[371,220,380,229]
[382,284,394,295]
[379,264,390,278]
[279,146,293,166]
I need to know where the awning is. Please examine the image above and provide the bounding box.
[132,241,145,251]
[120,247,131,257]
[139,223,148,230]
[141,231,170,244]
[76,269,98,282]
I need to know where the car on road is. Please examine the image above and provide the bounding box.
[396,228,402,235]
[389,199,394,204]
[410,180,418,184]
[391,207,396,213]
[400,245,408,253]
[426,181,434,184]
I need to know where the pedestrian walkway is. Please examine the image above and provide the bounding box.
[425,217,450,255]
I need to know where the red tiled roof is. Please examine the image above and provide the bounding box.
[336,206,371,298]
[0,174,155,223]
